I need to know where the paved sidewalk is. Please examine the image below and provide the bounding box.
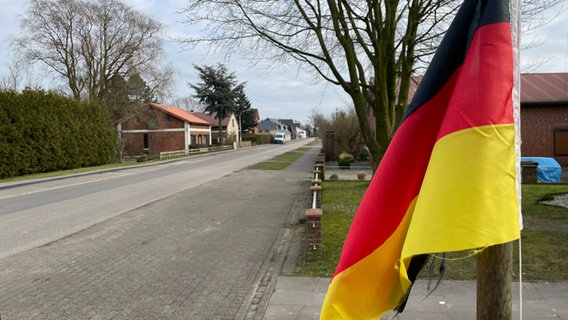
[264,277,568,319]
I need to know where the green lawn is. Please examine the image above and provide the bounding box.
[252,146,312,170]
[300,181,568,281]
[300,181,368,277]
[522,184,568,219]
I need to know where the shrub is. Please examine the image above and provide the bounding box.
[338,152,352,167]
[242,133,272,145]
[0,89,117,178]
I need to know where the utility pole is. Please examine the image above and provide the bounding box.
[477,241,514,320]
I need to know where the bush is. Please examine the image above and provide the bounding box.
[338,152,352,167]
[358,148,369,161]
[242,133,272,145]
[0,89,117,178]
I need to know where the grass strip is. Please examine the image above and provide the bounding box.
[0,162,135,183]
[300,180,368,277]
[300,181,568,281]
[252,146,312,170]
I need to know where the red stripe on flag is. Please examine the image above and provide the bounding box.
[332,72,456,277]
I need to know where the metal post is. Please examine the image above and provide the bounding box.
[238,111,243,144]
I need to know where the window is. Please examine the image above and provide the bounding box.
[143,134,149,149]
[554,129,568,156]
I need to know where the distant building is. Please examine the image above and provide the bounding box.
[244,108,261,135]
[520,73,568,166]
[279,119,297,139]
[115,103,212,157]
[258,118,292,142]
[258,118,289,134]
[191,112,239,145]
[296,127,307,139]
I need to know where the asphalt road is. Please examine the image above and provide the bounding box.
[0,140,317,319]
[0,140,313,259]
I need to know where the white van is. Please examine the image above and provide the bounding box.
[274,132,286,144]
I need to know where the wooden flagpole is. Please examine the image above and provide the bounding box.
[477,241,514,320]
[476,0,521,317]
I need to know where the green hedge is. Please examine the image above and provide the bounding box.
[242,133,272,145]
[0,89,117,178]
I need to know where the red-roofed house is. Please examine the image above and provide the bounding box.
[191,112,239,145]
[520,73,568,166]
[116,103,213,157]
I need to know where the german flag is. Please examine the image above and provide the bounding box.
[320,0,521,318]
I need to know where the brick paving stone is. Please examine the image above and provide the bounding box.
[0,147,316,320]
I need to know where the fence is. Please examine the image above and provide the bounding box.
[159,145,234,159]
[304,150,326,261]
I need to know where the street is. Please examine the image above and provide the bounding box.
[0,140,312,259]
[0,140,316,319]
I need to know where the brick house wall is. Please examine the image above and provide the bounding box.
[120,111,186,156]
[189,123,211,145]
[120,110,184,130]
[521,104,568,166]
[117,106,211,157]
[121,131,185,156]
[149,131,185,153]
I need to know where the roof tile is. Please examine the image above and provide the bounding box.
[149,103,212,125]
[191,112,232,126]
[521,73,568,104]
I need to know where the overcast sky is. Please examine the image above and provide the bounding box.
[1,0,567,124]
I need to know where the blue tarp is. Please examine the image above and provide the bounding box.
[521,157,562,183]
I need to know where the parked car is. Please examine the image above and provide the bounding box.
[274,132,286,144]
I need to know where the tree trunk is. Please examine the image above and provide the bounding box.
[477,242,513,320]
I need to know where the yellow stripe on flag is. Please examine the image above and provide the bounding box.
[320,201,416,319]
[401,124,520,260]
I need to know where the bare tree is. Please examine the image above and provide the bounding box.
[168,96,205,112]
[14,0,170,106]
[0,59,37,91]
[312,107,363,159]
[520,0,567,72]
[180,0,563,169]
